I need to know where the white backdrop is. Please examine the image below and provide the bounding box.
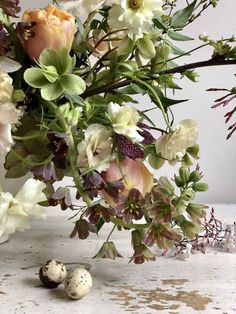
[0,0,235,203]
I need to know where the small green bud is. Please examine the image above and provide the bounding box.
[189,170,202,182]
[13,90,25,102]
[180,220,202,239]
[58,103,70,118]
[192,182,209,192]
[174,175,184,188]
[179,167,190,183]
[67,107,81,126]
[138,36,156,59]
[181,189,195,201]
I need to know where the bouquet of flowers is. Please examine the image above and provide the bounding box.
[0,0,235,262]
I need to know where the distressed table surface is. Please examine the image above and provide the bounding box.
[0,204,235,314]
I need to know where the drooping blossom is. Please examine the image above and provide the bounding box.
[108,0,163,37]
[155,119,198,160]
[107,102,143,142]
[77,124,113,172]
[0,179,46,238]
[101,157,153,207]
[21,4,76,61]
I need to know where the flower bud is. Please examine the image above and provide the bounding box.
[189,170,201,182]
[179,167,189,183]
[180,220,201,239]
[21,5,76,61]
[192,182,209,192]
[174,175,184,187]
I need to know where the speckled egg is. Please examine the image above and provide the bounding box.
[39,259,67,288]
[64,268,92,299]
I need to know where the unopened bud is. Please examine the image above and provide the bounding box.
[192,182,209,192]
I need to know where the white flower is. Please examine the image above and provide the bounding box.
[108,0,163,37]
[0,67,13,103]
[77,124,113,172]
[107,102,143,142]
[59,0,106,19]
[0,179,46,238]
[155,119,198,160]
[0,68,22,155]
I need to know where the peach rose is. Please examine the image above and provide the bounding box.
[101,157,154,207]
[21,5,76,61]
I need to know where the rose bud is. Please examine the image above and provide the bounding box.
[21,4,76,61]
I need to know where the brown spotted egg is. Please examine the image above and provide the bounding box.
[39,259,67,288]
[64,268,92,299]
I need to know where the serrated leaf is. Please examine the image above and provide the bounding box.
[59,74,86,95]
[168,30,193,41]
[24,68,48,88]
[171,0,197,29]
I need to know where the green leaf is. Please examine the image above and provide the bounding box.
[166,39,188,56]
[168,30,193,41]
[171,0,197,29]
[59,74,86,95]
[152,86,188,110]
[24,68,48,88]
[42,65,58,83]
[41,82,63,100]
[153,18,168,31]
[39,47,72,75]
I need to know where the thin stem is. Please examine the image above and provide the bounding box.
[110,217,149,230]
[106,224,116,242]
[81,58,236,98]
[13,133,42,141]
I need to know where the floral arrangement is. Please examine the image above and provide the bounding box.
[0,0,235,262]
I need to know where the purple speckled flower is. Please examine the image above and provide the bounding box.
[116,134,144,159]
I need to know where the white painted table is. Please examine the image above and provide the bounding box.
[0,204,236,314]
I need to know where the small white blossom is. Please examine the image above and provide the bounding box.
[0,179,46,238]
[108,0,163,37]
[155,119,198,160]
[77,124,113,172]
[107,102,143,142]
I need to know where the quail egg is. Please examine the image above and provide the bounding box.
[39,259,67,288]
[64,268,92,299]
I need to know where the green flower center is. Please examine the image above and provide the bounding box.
[128,0,142,10]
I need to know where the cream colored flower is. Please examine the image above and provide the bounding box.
[108,0,163,37]
[107,102,143,142]
[0,179,46,238]
[0,67,13,103]
[0,67,22,155]
[155,119,198,160]
[77,124,113,172]
[59,0,106,19]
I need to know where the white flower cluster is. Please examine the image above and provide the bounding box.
[0,67,21,155]
[0,179,46,239]
[59,0,163,37]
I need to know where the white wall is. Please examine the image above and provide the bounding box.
[1,0,236,203]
